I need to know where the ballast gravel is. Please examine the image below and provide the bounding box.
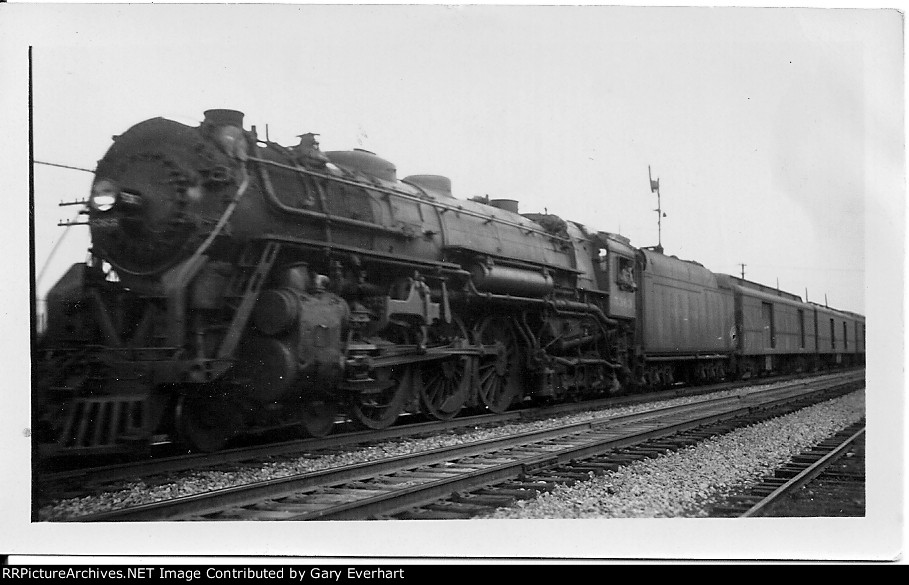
[37,377,859,521]
[482,390,865,519]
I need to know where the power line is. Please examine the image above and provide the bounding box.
[33,160,93,285]
[732,264,864,273]
[34,160,94,174]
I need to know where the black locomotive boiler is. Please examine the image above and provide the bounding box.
[35,109,864,455]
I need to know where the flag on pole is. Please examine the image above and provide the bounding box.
[648,165,660,193]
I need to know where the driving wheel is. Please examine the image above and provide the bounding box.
[475,315,523,413]
[174,393,240,452]
[349,365,413,430]
[416,316,471,421]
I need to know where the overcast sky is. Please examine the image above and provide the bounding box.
[22,5,900,315]
[1,2,904,561]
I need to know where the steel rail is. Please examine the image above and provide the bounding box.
[304,378,865,521]
[40,369,864,487]
[73,395,740,521]
[302,405,755,520]
[738,424,866,518]
[70,373,862,522]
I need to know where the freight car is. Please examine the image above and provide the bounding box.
[712,275,866,376]
[34,109,865,455]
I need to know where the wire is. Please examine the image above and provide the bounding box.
[730,264,864,273]
[33,160,94,286]
[34,160,95,174]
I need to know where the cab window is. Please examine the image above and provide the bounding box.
[616,257,636,291]
[597,248,608,271]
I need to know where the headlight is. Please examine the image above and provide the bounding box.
[90,179,118,212]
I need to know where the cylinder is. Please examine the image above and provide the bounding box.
[235,337,298,403]
[470,264,554,297]
[253,289,299,336]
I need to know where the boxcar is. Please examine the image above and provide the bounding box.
[846,311,866,359]
[716,275,817,375]
[813,304,865,367]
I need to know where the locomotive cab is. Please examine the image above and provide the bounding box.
[594,232,637,319]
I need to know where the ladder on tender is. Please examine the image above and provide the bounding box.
[217,240,281,360]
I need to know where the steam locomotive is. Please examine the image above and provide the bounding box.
[35,109,865,454]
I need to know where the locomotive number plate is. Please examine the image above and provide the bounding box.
[91,217,120,230]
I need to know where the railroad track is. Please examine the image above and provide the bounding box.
[65,370,863,521]
[37,369,861,498]
[706,420,866,518]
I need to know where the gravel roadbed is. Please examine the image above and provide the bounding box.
[35,377,842,521]
[481,390,865,519]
